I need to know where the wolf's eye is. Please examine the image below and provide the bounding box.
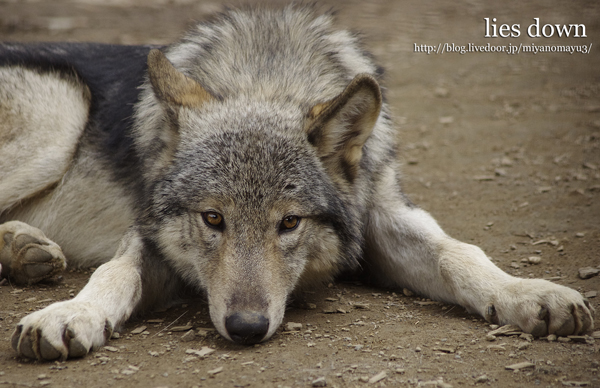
[280,215,300,232]
[202,212,224,231]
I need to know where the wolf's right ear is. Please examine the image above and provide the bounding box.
[147,49,214,113]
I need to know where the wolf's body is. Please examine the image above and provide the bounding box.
[0,6,592,361]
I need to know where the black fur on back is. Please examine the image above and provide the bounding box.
[0,42,157,196]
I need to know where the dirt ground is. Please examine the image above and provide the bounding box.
[0,0,599,387]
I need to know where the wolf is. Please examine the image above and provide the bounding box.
[0,6,593,361]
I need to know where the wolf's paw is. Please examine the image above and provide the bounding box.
[11,300,112,361]
[0,221,66,284]
[485,279,594,337]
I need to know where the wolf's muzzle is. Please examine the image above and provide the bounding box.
[225,311,269,345]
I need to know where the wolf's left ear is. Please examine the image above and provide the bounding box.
[147,49,215,112]
[305,74,382,182]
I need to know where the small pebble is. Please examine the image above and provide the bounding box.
[505,361,535,371]
[170,325,193,332]
[519,333,534,342]
[537,186,552,193]
[557,337,571,343]
[130,326,147,335]
[475,375,489,383]
[439,116,454,125]
[546,334,557,342]
[285,322,302,331]
[180,330,196,342]
[368,371,387,384]
[312,376,327,387]
[579,267,600,279]
[528,256,541,264]
[185,347,215,357]
[208,366,223,376]
[584,290,597,298]
[434,87,449,98]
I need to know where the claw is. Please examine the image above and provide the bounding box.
[573,303,594,335]
[538,306,549,321]
[531,306,549,337]
[485,304,499,324]
[103,320,114,342]
[11,325,22,352]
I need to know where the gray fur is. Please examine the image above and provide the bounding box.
[0,5,592,360]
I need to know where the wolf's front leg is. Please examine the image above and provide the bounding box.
[12,229,147,361]
[365,166,593,336]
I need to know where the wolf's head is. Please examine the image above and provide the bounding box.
[136,49,381,345]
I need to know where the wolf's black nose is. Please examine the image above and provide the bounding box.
[225,311,269,345]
